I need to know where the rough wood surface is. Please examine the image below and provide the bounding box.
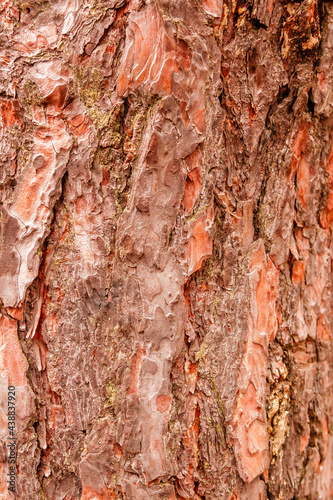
[0,0,333,498]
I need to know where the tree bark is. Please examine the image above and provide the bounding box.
[0,0,332,498]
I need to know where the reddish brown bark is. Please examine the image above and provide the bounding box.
[0,0,333,498]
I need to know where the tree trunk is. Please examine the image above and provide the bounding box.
[0,0,332,498]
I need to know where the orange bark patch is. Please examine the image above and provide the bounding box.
[0,462,10,498]
[287,121,310,184]
[292,260,306,285]
[81,485,112,500]
[117,5,174,96]
[192,105,206,135]
[231,240,279,482]
[0,314,28,386]
[116,5,206,132]
[156,394,172,415]
[255,257,279,341]
[0,99,21,129]
[202,0,223,17]
[153,56,177,95]
[232,384,270,483]
[67,113,91,139]
[6,306,23,321]
[317,314,331,341]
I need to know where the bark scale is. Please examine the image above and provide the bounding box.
[0,0,332,498]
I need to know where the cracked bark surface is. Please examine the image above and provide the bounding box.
[0,0,333,498]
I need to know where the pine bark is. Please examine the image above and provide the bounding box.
[0,0,333,498]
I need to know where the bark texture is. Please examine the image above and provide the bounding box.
[0,0,333,498]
